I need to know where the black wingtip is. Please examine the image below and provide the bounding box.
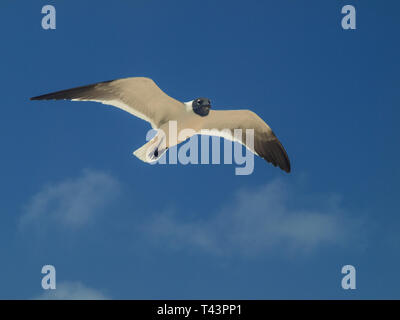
[30,94,50,101]
[260,138,291,173]
[281,151,291,173]
[280,149,291,173]
[30,92,60,101]
[274,139,291,173]
[30,79,116,102]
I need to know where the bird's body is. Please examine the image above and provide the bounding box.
[31,77,291,172]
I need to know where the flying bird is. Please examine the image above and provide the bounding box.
[30,77,291,172]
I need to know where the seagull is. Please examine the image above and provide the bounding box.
[30,77,291,172]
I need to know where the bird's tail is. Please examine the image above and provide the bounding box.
[133,131,167,163]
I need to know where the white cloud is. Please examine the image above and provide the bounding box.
[144,179,358,256]
[20,169,121,230]
[35,281,108,300]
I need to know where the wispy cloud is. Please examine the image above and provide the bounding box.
[20,169,121,230]
[143,179,360,256]
[35,281,108,300]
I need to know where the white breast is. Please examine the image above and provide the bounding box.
[183,101,194,113]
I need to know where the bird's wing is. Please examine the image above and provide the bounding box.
[30,77,183,128]
[201,109,291,173]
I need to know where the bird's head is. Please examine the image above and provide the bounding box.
[192,97,211,116]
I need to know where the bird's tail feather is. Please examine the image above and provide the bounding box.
[133,132,167,163]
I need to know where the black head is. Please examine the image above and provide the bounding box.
[192,97,211,116]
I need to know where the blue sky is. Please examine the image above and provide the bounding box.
[0,0,399,299]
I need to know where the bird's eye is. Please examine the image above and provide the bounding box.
[197,99,202,104]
